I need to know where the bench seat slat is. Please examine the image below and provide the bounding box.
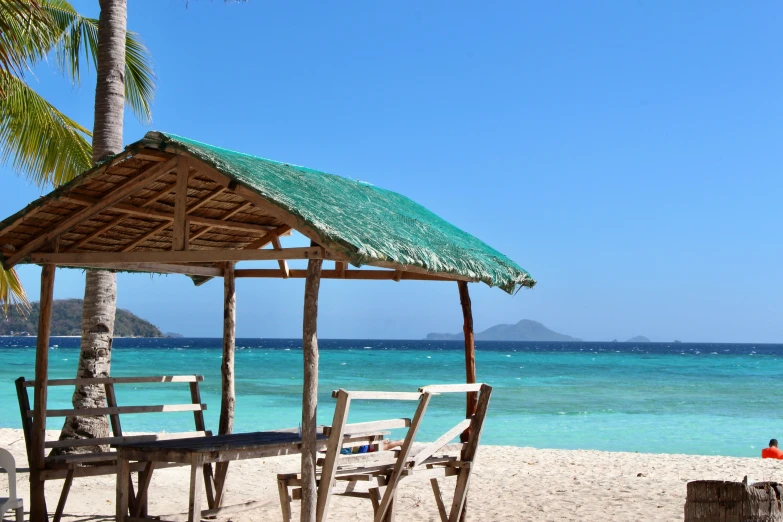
[44,431,212,449]
[46,451,117,464]
[28,403,207,418]
[22,375,203,387]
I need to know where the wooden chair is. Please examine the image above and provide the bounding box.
[277,383,492,522]
[15,375,214,522]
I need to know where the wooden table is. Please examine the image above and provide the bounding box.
[115,429,329,522]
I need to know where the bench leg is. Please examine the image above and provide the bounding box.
[277,479,293,522]
[53,469,74,522]
[203,463,216,510]
[213,461,229,507]
[188,455,205,522]
[116,458,131,522]
[133,462,156,518]
[16,504,24,522]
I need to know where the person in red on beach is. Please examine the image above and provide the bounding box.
[762,439,783,459]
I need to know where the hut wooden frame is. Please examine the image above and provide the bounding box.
[0,147,486,522]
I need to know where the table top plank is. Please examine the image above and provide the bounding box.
[115,429,327,455]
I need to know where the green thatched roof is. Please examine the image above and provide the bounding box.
[143,132,534,293]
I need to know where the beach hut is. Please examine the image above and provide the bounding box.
[0,131,535,521]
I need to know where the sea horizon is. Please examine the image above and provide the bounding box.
[1,337,779,459]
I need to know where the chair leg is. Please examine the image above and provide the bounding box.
[369,487,381,515]
[447,468,472,522]
[16,505,24,522]
[53,469,74,522]
[277,479,293,522]
[430,478,448,522]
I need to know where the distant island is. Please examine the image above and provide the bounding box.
[426,319,581,342]
[1,299,165,337]
[626,336,651,343]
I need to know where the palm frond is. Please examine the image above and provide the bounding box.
[0,0,56,79]
[0,71,91,186]
[39,0,155,123]
[0,266,30,317]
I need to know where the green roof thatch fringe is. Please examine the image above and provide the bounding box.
[144,132,534,294]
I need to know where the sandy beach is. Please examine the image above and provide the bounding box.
[3,428,782,521]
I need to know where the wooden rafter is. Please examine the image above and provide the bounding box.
[270,235,289,278]
[60,194,272,234]
[65,180,179,252]
[173,157,190,251]
[335,261,347,279]
[186,156,328,248]
[29,246,347,266]
[188,201,252,244]
[3,157,179,269]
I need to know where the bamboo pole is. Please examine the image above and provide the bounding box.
[457,282,476,441]
[31,264,55,522]
[301,257,323,522]
[214,261,236,507]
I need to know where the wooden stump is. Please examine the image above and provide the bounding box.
[685,480,783,522]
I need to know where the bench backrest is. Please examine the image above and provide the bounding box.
[15,375,210,466]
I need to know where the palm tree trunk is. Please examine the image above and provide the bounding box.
[55,0,126,452]
[55,270,117,451]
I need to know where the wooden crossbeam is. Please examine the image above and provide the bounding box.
[4,157,178,269]
[234,268,464,282]
[53,262,224,277]
[29,246,347,266]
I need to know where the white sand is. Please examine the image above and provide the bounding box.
[2,428,781,521]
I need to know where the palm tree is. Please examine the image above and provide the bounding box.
[56,0,131,452]
[0,0,154,313]
[0,0,154,451]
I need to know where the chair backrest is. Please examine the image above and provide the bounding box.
[0,447,17,503]
[410,383,492,466]
[316,388,433,522]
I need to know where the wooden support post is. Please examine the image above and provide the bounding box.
[457,281,475,522]
[458,282,477,440]
[31,264,55,522]
[301,256,323,522]
[173,157,189,251]
[215,261,236,507]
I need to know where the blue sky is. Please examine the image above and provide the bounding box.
[1,1,781,342]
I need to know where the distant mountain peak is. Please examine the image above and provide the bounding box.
[625,335,651,343]
[426,319,581,342]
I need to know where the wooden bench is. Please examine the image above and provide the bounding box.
[15,375,213,522]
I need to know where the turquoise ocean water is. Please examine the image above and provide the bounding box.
[0,337,779,458]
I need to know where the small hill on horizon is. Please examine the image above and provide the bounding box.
[626,335,651,343]
[426,319,581,342]
[1,299,164,337]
